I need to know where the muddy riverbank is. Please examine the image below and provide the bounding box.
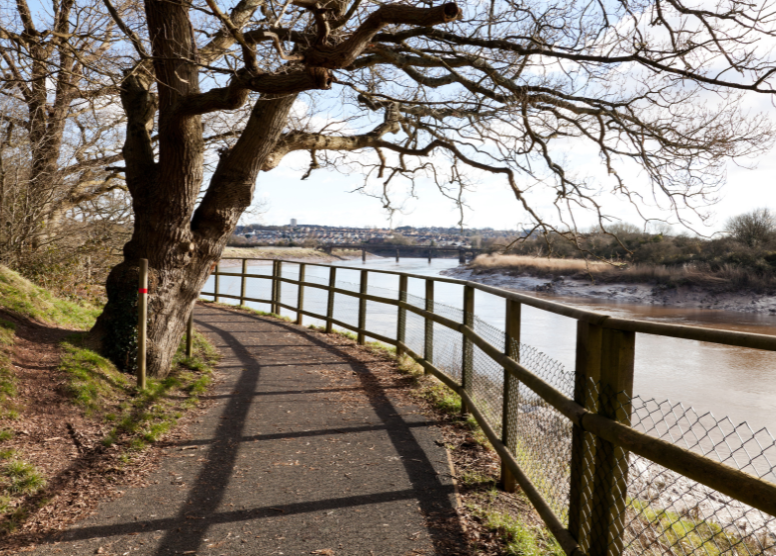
[442,266,776,315]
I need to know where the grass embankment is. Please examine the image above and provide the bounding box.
[0,320,16,418]
[0,265,219,531]
[60,331,218,454]
[0,265,101,329]
[469,253,776,292]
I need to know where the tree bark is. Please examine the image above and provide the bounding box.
[91,94,297,377]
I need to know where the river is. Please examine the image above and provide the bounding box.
[206,257,776,450]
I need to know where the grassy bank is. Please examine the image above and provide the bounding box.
[0,266,101,329]
[60,330,217,454]
[0,265,219,533]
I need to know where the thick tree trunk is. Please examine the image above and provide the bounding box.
[91,94,297,377]
[90,0,458,378]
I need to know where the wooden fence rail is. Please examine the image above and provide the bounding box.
[201,258,776,556]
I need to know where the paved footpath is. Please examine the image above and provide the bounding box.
[32,305,466,556]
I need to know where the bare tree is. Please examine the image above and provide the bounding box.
[0,0,130,258]
[6,0,776,376]
[725,208,776,248]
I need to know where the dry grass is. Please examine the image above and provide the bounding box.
[469,254,775,292]
[471,254,610,273]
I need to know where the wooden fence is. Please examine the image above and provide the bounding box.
[201,258,776,556]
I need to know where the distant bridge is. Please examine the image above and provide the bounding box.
[320,243,485,263]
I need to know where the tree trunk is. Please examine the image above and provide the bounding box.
[91,94,297,377]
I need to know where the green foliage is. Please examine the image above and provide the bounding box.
[0,266,101,329]
[423,381,463,415]
[0,449,47,531]
[0,430,13,442]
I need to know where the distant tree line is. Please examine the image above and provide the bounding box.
[492,209,776,275]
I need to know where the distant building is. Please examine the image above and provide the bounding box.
[290,218,297,227]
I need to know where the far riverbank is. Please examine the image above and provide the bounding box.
[221,246,379,264]
[443,262,776,315]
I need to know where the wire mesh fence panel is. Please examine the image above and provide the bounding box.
[433,298,464,325]
[574,380,776,556]
[472,344,505,437]
[501,336,575,525]
[364,300,396,340]
[334,277,360,294]
[279,281,299,310]
[367,280,399,300]
[431,322,463,382]
[406,291,427,311]
[216,271,242,304]
[332,291,360,329]
[404,311,426,356]
[473,315,505,353]
[244,276,272,308]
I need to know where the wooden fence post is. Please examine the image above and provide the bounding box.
[358,269,368,345]
[186,310,193,358]
[137,258,148,390]
[424,279,434,374]
[269,261,276,313]
[214,261,220,303]
[396,274,407,356]
[326,266,336,333]
[296,263,306,325]
[587,327,635,556]
[275,261,283,315]
[568,320,603,549]
[461,284,474,414]
[239,259,247,306]
[501,299,521,492]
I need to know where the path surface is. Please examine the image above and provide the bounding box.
[32,305,466,556]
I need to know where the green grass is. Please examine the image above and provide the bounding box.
[469,503,565,556]
[0,453,46,519]
[59,336,132,416]
[0,266,100,329]
[0,320,16,405]
[0,451,47,532]
[60,329,218,455]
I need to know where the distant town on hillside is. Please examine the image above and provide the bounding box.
[231,221,525,248]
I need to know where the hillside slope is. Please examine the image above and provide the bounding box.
[0,266,218,540]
